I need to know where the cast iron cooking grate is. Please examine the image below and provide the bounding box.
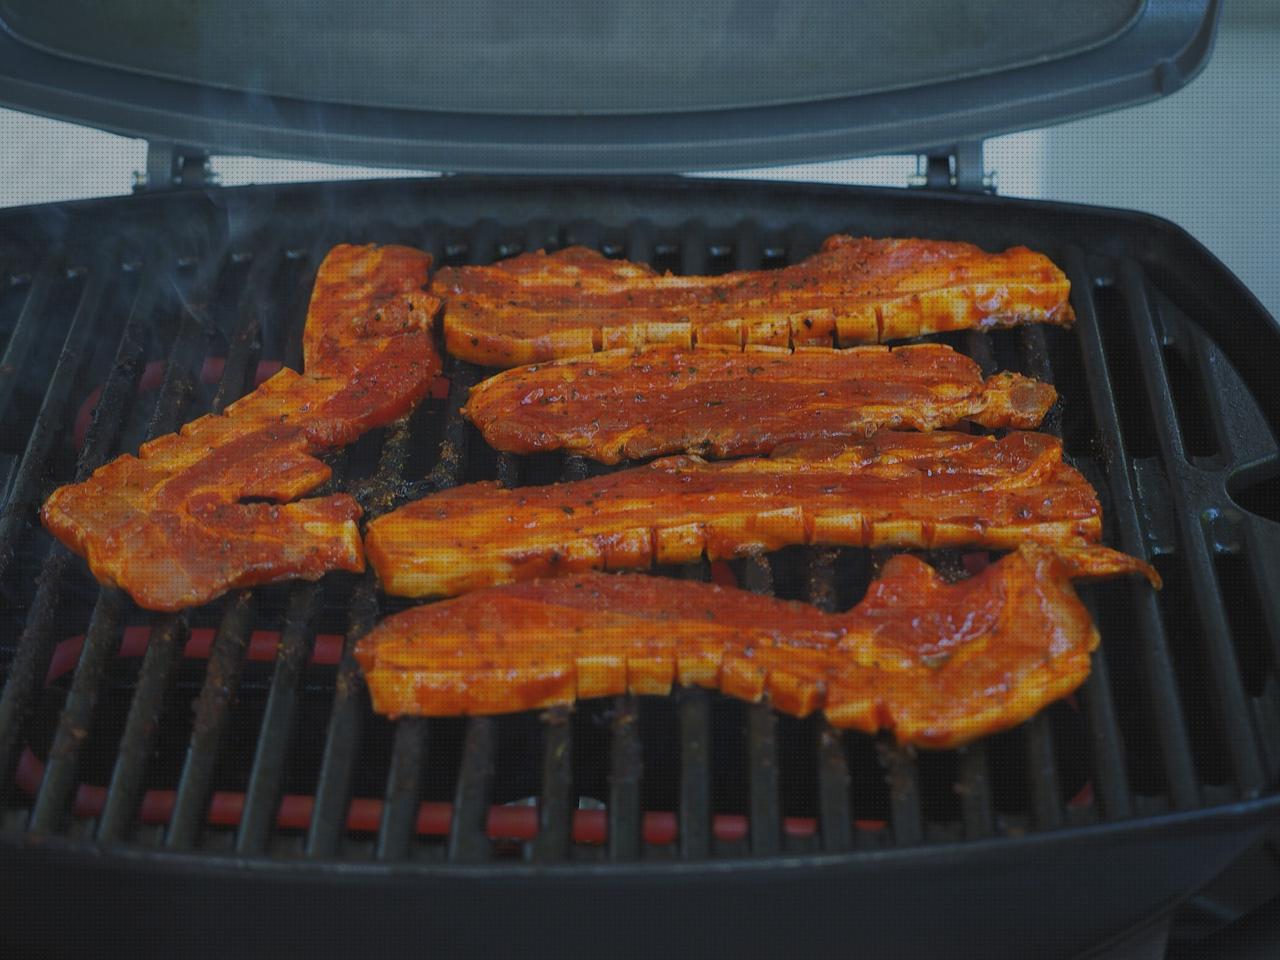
[0,179,1277,868]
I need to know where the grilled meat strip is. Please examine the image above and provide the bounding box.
[357,544,1158,748]
[366,430,1100,598]
[463,343,1057,464]
[41,244,442,612]
[437,234,1074,367]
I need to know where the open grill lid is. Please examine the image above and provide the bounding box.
[0,0,1219,173]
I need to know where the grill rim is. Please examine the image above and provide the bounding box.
[4,793,1278,875]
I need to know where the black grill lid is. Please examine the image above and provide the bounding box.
[0,0,1219,173]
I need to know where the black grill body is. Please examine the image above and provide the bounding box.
[0,177,1277,959]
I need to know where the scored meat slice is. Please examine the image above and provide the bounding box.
[41,244,443,612]
[365,430,1101,598]
[462,342,1057,464]
[356,544,1159,748]
[436,234,1074,367]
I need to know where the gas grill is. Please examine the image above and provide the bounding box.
[1,2,1279,958]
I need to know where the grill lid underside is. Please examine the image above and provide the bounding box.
[0,1,1218,171]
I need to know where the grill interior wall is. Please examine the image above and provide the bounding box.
[0,183,1277,862]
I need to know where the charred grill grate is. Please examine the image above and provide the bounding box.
[0,180,1278,870]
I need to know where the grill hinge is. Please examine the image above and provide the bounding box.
[908,141,995,194]
[133,142,214,192]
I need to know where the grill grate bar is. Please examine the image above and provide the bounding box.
[733,220,762,272]
[680,220,708,275]
[626,219,656,267]
[0,253,111,583]
[883,744,923,846]
[0,253,62,424]
[1064,248,1199,808]
[375,717,429,861]
[784,224,820,268]
[675,560,714,858]
[1254,681,1280,785]
[607,695,644,860]
[523,219,556,258]
[739,554,772,600]
[235,583,322,854]
[1077,601,1133,820]
[96,617,188,842]
[527,452,595,862]
[281,232,339,374]
[1020,306,1136,821]
[437,217,502,862]
[208,247,274,414]
[309,620,385,848]
[677,686,712,859]
[138,288,211,438]
[805,547,840,615]
[529,711,573,862]
[964,329,998,377]
[164,248,276,849]
[598,218,691,861]
[1015,323,1067,829]
[564,219,604,252]
[956,331,1000,838]
[426,358,478,493]
[1118,261,1266,798]
[306,418,413,858]
[366,401,435,860]
[448,716,495,863]
[747,704,782,855]
[875,564,921,844]
[836,229,913,846]
[1243,529,1280,736]
[94,275,216,842]
[0,553,75,797]
[1016,325,1062,435]
[957,744,995,838]
[1116,266,1191,465]
[1025,716,1064,830]
[6,248,179,818]
[232,237,342,854]
[424,353,495,862]
[561,454,590,484]
[166,593,254,849]
[808,547,852,852]
[495,450,519,488]
[958,330,1018,833]
[739,555,782,855]
[817,723,853,851]
[669,223,715,863]
[308,421,414,856]
[28,588,126,832]
[0,252,159,796]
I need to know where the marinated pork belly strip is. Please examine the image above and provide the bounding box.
[365,430,1100,598]
[41,244,442,612]
[462,343,1057,464]
[437,234,1074,367]
[356,544,1159,748]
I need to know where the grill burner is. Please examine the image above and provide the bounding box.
[0,178,1277,958]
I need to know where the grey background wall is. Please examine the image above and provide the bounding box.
[1032,0,1279,321]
